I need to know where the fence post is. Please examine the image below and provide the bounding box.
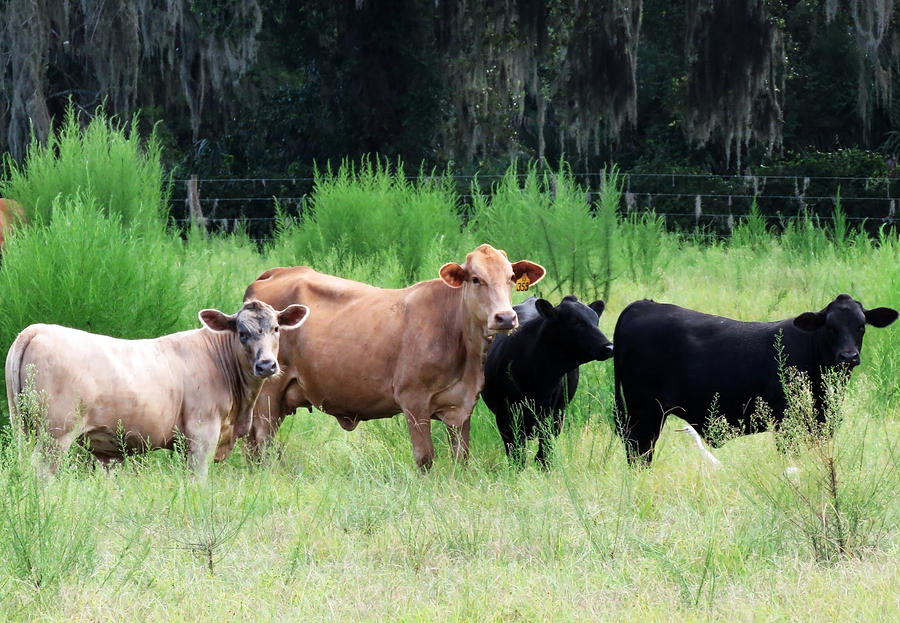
[186,175,206,230]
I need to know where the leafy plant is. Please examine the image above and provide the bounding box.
[748,366,898,562]
[472,160,622,300]
[266,157,461,282]
[1,103,170,232]
[0,379,99,592]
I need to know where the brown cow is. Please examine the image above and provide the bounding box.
[0,198,25,248]
[5,300,309,477]
[243,243,546,469]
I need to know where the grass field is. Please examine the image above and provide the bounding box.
[1,121,898,620]
[1,231,897,622]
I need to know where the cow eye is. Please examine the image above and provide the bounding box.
[274,326,279,333]
[239,330,250,343]
[472,276,481,285]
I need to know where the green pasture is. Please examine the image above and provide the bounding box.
[0,113,898,621]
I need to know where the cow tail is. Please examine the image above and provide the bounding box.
[5,325,38,433]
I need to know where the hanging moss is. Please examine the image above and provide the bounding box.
[828,0,895,137]
[0,0,261,160]
[434,0,642,167]
[681,0,784,170]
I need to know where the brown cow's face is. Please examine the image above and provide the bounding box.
[200,300,310,378]
[440,244,546,336]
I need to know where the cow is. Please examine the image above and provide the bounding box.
[242,243,546,470]
[0,198,25,248]
[613,294,898,465]
[5,300,309,477]
[481,295,614,466]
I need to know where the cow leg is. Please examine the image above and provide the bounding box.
[246,390,291,461]
[535,407,565,468]
[535,434,555,468]
[404,410,434,471]
[33,428,77,476]
[184,418,219,479]
[615,403,663,467]
[495,406,528,467]
[445,417,471,463]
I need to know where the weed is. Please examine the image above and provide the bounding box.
[165,478,260,574]
[1,102,169,232]
[748,366,898,562]
[0,387,98,592]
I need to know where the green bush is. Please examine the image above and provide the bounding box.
[746,367,900,562]
[1,103,169,232]
[266,157,462,283]
[472,161,622,301]
[0,193,190,413]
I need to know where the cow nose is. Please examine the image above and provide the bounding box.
[594,342,614,361]
[492,310,517,331]
[254,359,278,377]
[838,351,860,366]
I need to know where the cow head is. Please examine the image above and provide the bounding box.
[535,295,614,363]
[439,244,545,336]
[199,300,310,378]
[793,293,898,368]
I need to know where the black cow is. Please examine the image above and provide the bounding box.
[482,295,614,465]
[613,294,897,464]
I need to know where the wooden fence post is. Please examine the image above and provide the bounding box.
[186,175,206,229]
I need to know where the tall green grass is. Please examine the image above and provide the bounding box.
[472,161,623,301]
[1,119,899,619]
[0,193,188,342]
[266,157,463,282]
[1,103,170,232]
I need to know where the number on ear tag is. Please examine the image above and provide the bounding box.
[515,274,531,292]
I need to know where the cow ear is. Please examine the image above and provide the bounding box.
[535,298,555,319]
[511,260,546,287]
[793,311,825,332]
[199,309,236,333]
[865,306,899,328]
[589,300,606,317]
[439,262,467,288]
[278,304,310,329]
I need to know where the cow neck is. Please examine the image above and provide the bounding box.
[779,320,829,392]
[452,284,493,364]
[530,324,576,380]
[205,330,260,414]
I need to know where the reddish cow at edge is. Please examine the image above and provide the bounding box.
[243,243,546,470]
[613,294,898,465]
[6,300,309,477]
[0,198,25,248]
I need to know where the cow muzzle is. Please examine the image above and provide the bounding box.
[253,358,279,377]
[488,310,518,333]
[596,342,614,361]
[837,351,860,367]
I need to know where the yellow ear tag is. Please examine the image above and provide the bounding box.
[515,274,531,292]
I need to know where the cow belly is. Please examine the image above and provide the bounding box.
[295,373,401,421]
[21,330,182,448]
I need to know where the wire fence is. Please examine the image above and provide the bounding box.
[167,171,900,243]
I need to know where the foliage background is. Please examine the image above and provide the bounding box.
[4,1,900,187]
[0,108,898,622]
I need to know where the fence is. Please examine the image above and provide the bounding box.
[167,172,900,243]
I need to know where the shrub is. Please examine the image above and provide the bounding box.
[266,157,461,283]
[1,103,170,232]
[472,161,622,301]
[0,193,190,416]
[747,366,899,562]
